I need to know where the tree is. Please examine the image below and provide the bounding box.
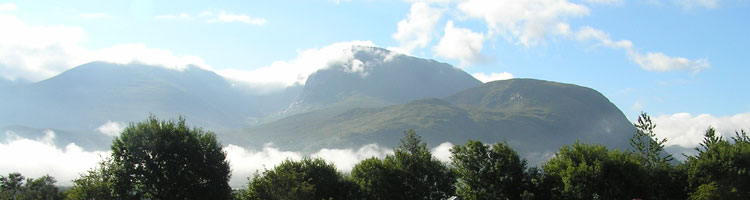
[237,157,359,200]
[350,157,400,199]
[0,172,64,200]
[629,112,673,169]
[351,130,455,200]
[683,127,750,199]
[65,159,116,200]
[629,112,686,200]
[450,140,526,200]
[0,172,24,199]
[542,141,648,200]
[109,115,232,199]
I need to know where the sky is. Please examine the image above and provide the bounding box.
[1,0,750,186]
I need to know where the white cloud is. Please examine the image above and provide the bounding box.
[0,13,212,82]
[202,11,267,26]
[392,2,444,53]
[431,142,453,163]
[630,52,710,73]
[675,0,719,9]
[582,0,624,5]
[214,40,382,89]
[330,0,352,4]
[472,72,514,83]
[0,3,18,11]
[224,143,393,187]
[312,144,394,173]
[652,112,750,149]
[0,131,109,185]
[0,13,88,82]
[575,26,633,49]
[95,121,125,137]
[457,0,589,46]
[1,130,451,188]
[155,13,191,20]
[91,43,211,71]
[77,13,109,19]
[433,21,486,67]
[575,26,710,73]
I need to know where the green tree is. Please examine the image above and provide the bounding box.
[450,140,526,200]
[351,130,455,200]
[350,157,400,199]
[542,141,647,200]
[237,157,359,200]
[629,112,687,199]
[683,127,750,199]
[0,173,64,200]
[109,115,232,199]
[0,172,24,199]
[65,159,116,200]
[629,112,673,169]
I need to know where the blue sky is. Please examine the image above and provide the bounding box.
[1,0,749,147]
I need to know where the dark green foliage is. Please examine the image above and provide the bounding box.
[0,172,64,200]
[683,128,750,199]
[542,141,648,200]
[450,140,526,200]
[109,115,232,199]
[351,157,401,199]
[351,130,455,199]
[65,159,116,200]
[237,157,359,200]
[629,112,687,200]
[630,112,673,168]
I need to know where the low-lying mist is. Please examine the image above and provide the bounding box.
[0,130,454,187]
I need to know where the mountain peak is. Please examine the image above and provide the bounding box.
[290,48,481,112]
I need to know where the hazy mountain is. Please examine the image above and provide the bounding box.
[0,62,298,135]
[242,79,635,165]
[1,47,637,165]
[285,46,481,114]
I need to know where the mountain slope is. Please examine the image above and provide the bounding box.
[243,79,635,165]
[287,46,481,113]
[0,62,297,133]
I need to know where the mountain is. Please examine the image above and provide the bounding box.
[285,46,481,114]
[1,46,636,165]
[242,78,635,165]
[0,62,298,137]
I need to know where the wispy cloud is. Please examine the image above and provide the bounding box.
[652,112,750,148]
[202,11,267,26]
[0,130,109,185]
[433,21,486,67]
[214,40,382,90]
[0,3,18,12]
[392,2,444,53]
[0,13,211,82]
[457,0,589,47]
[95,121,125,137]
[575,26,710,73]
[675,0,719,9]
[155,13,191,20]
[77,13,109,19]
[472,72,514,83]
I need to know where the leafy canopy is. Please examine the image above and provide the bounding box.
[109,115,232,199]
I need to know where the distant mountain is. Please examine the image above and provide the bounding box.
[1,46,637,165]
[285,46,481,114]
[242,79,635,165]
[0,62,298,136]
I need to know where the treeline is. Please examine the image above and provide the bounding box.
[2,113,749,199]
